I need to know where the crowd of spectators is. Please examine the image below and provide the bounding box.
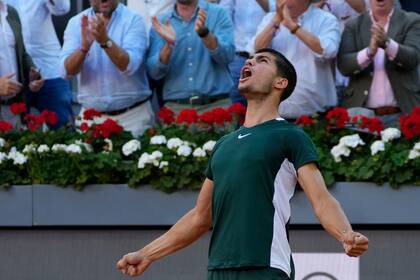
[0,0,419,135]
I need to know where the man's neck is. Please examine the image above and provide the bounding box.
[176,0,198,22]
[243,95,280,128]
[373,9,393,25]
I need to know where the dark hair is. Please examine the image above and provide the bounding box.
[255,48,297,102]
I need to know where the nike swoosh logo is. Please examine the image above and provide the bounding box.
[238,133,252,139]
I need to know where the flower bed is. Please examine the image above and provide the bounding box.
[0,103,419,191]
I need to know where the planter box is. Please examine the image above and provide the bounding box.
[1,183,419,227]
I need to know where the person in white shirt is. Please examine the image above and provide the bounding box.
[0,0,44,125]
[127,0,175,33]
[219,0,275,105]
[253,0,341,120]
[7,0,74,129]
[60,0,154,137]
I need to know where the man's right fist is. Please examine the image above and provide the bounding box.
[0,73,22,97]
[117,251,153,277]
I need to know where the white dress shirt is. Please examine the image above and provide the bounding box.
[0,0,18,81]
[253,5,341,119]
[219,0,275,53]
[127,0,175,33]
[60,4,151,112]
[7,0,70,80]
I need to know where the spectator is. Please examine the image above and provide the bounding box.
[8,0,74,129]
[337,0,420,126]
[314,0,368,104]
[219,0,275,105]
[60,0,154,137]
[253,0,341,120]
[147,0,235,114]
[126,0,175,33]
[0,1,44,125]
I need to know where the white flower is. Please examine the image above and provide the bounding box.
[122,139,141,156]
[151,151,163,160]
[150,135,167,145]
[0,138,5,148]
[75,140,93,152]
[408,149,420,160]
[23,144,37,154]
[203,140,217,152]
[408,142,420,160]
[193,148,206,158]
[370,140,385,156]
[0,152,7,164]
[330,144,351,163]
[66,144,82,154]
[7,147,27,165]
[103,138,113,152]
[138,152,151,169]
[159,161,169,169]
[52,144,67,152]
[37,145,50,153]
[177,145,192,157]
[167,138,184,149]
[338,134,365,148]
[381,128,401,143]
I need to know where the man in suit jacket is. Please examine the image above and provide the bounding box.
[0,1,44,124]
[337,0,420,126]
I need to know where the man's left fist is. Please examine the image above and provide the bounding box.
[195,8,209,37]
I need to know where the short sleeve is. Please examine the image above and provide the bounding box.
[287,129,319,171]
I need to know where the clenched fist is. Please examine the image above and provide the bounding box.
[342,231,369,257]
[117,251,153,277]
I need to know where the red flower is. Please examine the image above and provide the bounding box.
[198,111,215,125]
[40,110,58,126]
[0,121,13,133]
[83,108,102,120]
[158,107,175,125]
[80,122,89,133]
[228,103,246,117]
[91,118,123,138]
[362,117,384,133]
[24,114,42,132]
[211,108,232,125]
[176,109,198,124]
[400,107,420,140]
[9,103,27,115]
[27,121,41,132]
[295,115,314,126]
[326,107,350,128]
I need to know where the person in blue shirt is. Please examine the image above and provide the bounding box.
[147,0,235,114]
[60,0,154,137]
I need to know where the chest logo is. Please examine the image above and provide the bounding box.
[238,133,252,139]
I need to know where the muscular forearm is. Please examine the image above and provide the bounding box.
[104,42,130,72]
[346,0,366,13]
[314,194,353,242]
[201,32,218,51]
[294,26,323,55]
[255,0,270,12]
[159,44,173,65]
[64,49,87,76]
[138,209,211,262]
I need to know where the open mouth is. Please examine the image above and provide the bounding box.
[239,67,252,82]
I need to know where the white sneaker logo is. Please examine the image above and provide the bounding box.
[238,133,252,139]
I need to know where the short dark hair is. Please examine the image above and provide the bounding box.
[255,48,297,102]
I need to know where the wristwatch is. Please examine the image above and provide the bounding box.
[100,39,113,49]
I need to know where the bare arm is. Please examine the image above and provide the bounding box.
[298,163,369,257]
[255,0,271,12]
[117,179,214,277]
[102,41,130,72]
[293,26,324,55]
[64,49,88,76]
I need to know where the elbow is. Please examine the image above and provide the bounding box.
[314,194,341,219]
[191,209,212,232]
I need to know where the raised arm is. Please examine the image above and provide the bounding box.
[297,163,369,257]
[116,179,214,277]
